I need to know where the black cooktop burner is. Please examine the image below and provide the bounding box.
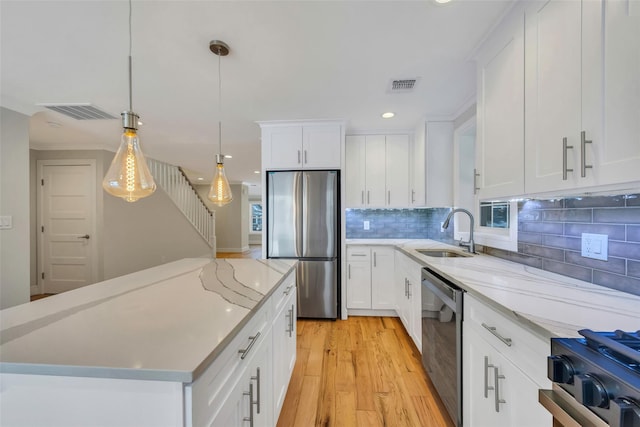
[579,329,640,373]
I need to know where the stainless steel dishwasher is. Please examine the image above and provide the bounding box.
[421,267,464,427]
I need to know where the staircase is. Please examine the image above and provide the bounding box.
[147,158,216,250]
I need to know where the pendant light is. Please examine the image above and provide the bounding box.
[207,40,233,206]
[102,0,156,203]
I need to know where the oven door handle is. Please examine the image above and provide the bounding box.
[538,387,609,427]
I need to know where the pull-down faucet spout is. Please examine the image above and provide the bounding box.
[442,208,475,254]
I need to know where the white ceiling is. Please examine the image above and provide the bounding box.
[1,0,513,186]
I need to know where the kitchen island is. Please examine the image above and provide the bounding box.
[0,257,297,427]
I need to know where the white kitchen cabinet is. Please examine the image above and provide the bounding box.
[346,246,395,311]
[463,294,551,427]
[371,246,395,310]
[524,0,640,193]
[583,0,640,186]
[272,281,296,418]
[475,7,525,200]
[189,272,296,427]
[384,135,410,207]
[260,121,343,170]
[345,134,410,208]
[210,328,273,427]
[394,251,421,350]
[346,246,372,309]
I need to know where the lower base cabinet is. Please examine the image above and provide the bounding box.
[463,294,551,427]
[188,272,297,426]
[394,251,421,350]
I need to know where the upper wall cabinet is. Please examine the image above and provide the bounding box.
[260,121,344,170]
[415,120,454,207]
[475,8,525,200]
[345,134,410,208]
[524,0,640,194]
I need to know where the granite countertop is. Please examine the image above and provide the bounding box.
[346,239,640,339]
[0,258,296,383]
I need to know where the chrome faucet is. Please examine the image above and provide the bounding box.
[442,208,475,254]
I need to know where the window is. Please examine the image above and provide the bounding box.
[480,202,509,229]
[250,203,262,233]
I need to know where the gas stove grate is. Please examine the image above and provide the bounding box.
[579,329,640,372]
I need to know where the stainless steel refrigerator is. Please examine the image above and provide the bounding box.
[267,170,339,319]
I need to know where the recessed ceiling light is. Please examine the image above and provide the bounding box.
[254,170,260,174]
[224,155,232,159]
[434,0,452,3]
[197,177,204,181]
[382,112,395,119]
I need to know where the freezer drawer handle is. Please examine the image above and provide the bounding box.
[238,332,261,359]
[482,323,512,347]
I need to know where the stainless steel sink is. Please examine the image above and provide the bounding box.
[415,249,472,258]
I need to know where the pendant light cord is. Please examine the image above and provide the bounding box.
[128,0,133,112]
[218,47,222,157]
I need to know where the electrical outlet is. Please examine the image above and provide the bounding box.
[363,220,370,230]
[581,233,608,261]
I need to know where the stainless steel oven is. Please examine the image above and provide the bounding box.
[542,330,640,427]
[421,267,464,427]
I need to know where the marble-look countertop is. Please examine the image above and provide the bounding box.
[346,239,640,339]
[0,258,296,383]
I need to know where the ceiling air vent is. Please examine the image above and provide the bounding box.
[38,103,118,120]
[388,78,419,93]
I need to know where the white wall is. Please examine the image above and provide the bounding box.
[102,161,213,279]
[1,108,31,308]
[196,183,249,253]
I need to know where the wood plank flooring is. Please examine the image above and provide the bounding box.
[216,244,262,259]
[278,316,455,427]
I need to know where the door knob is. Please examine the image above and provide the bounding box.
[77,234,90,239]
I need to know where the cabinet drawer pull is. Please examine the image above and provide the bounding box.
[304,150,308,164]
[351,253,367,257]
[373,251,377,267]
[238,332,261,359]
[388,190,391,204]
[243,383,254,426]
[412,189,415,203]
[407,280,412,298]
[361,190,364,204]
[367,191,370,204]
[290,304,295,337]
[484,356,495,398]
[562,137,574,180]
[581,131,592,177]
[494,366,506,412]
[482,323,512,347]
[473,169,480,194]
[251,367,261,414]
[297,150,301,164]
[348,264,351,279]
[286,305,294,337]
[404,278,408,297]
[283,285,294,296]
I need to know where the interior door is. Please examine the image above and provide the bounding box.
[38,161,97,293]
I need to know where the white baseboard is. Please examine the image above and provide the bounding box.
[216,246,250,253]
[347,308,399,317]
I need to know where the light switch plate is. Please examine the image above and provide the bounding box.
[581,233,608,261]
[363,220,370,230]
[0,215,12,230]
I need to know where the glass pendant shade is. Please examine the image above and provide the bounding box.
[102,126,156,203]
[208,155,233,206]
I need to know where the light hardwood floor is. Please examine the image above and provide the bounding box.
[278,317,454,427]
